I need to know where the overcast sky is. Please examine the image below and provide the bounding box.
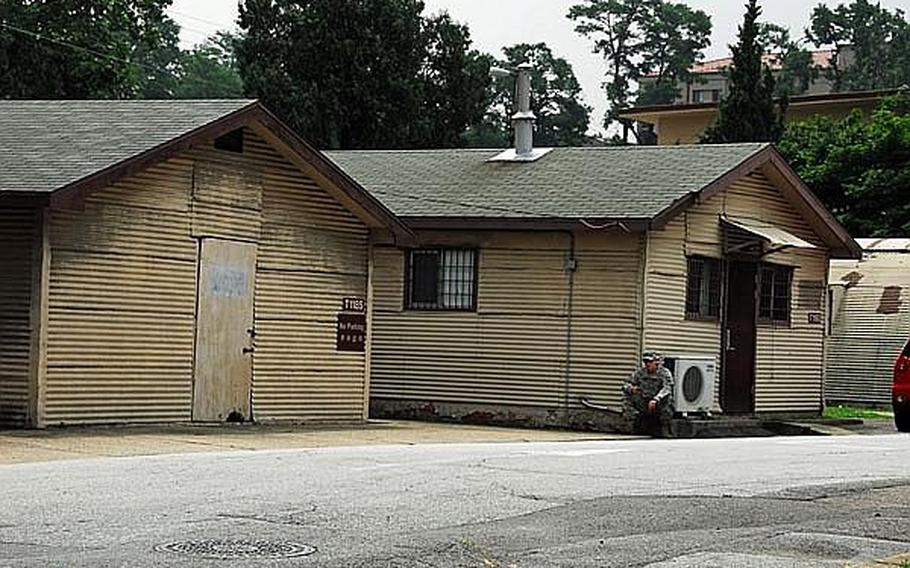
[170,0,910,133]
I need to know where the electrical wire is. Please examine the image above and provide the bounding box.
[166,7,237,31]
[0,21,239,94]
[0,23,649,229]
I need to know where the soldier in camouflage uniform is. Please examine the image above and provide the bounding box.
[621,351,674,436]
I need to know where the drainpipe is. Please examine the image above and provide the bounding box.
[638,230,650,356]
[563,231,577,425]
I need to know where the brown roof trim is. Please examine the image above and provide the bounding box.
[49,101,262,209]
[0,192,48,208]
[401,216,651,232]
[649,144,862,259]
[620,88,903,118]
[764,147,862,259]
[651,144,773,229]
[45,102,414,244]
[247,106,414,245]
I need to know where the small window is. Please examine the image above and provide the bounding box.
[214,129,244,153]
[686,257,722,320]
[692,89,721,103]
[759,265,793,324]
[406,249,477,311]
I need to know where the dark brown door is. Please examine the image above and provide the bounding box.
[723,261,757,414]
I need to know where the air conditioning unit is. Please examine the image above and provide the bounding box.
[663,356,716,416]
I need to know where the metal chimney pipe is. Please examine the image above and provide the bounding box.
[513,63,536,156]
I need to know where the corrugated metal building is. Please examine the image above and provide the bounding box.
[330,143,861,426]
[0,100,411,427]
[827,239,910,406]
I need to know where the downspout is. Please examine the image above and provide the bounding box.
[564,230,577,425]
[638,230,651,356]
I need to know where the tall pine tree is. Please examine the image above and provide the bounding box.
[701,0,784,143]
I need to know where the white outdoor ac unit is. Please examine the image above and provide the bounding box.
[663,356,716,416]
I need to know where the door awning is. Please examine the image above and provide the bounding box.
[721,215,817,253]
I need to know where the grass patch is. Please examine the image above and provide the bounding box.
[823,405,893,419]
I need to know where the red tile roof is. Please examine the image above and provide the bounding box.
[688,49,834,74]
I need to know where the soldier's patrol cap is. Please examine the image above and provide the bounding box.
[641,351,661,363]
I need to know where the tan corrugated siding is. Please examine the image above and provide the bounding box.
[248,133,369,422]
[370,231,643,410]
[43,128,369,425]
[826,253,910,405]
[46,157,197,424]
[0,208,35,426]
[644,171,829,414]
[570,232,643,408]
[725,175,828,413]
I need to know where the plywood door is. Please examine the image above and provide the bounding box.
[193,239,257,422]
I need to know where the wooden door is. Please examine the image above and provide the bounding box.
[193,239,257,422]
[722,261,757,414]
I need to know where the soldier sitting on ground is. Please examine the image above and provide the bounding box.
[621,351,674,436]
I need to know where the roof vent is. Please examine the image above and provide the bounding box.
[488,63,553,163]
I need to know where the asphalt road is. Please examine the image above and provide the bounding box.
[2,433,909,567]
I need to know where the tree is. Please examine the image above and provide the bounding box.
[701,0,784,144]
[173,33,244,99]
[567,0,711,141]
[135,16,182,98]
[760,23,818,98]
[636,1,712,106]
[778,95,910,236]
[808,0,910,92]
[235,0,490,150]
[465,43,592,148]
[0,0,179,99]
[420,13,493,148]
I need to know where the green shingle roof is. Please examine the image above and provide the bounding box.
[327,143,770,219]
[0,99,256,194]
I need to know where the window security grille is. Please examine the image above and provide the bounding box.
[686,257,722,319]
[759,265,793,323]
[407,249,477,311]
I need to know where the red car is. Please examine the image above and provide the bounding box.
[893,343,910,432]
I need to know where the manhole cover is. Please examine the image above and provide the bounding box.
[154,539,316,559]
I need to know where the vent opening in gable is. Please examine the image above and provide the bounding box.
[214,129,244,153]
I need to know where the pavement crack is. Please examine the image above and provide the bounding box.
[760,479,910,502]
[215,512,312,527]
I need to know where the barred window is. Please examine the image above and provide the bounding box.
[406,249,477,311]
[759,265,793,324]
[686,256,722,320]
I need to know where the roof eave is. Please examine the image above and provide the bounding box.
[764,148,862,260]
[648,144,862,260]
[650,144,773,230]
[401,216,652,233]
[0,192,49,208]
[48,100,262,210]
[247,106,415,246]
[40,101,414,246]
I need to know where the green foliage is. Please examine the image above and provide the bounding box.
[173,33,244,99]
[0,0,179,99]
[808,0,910,92]
[637,1,712,104]
[421,13,494,148]
[235,0,490,149]
[702,0,784,144]
[464,43,592,148]
[823,405,893,419]
[134,16,182,98]
[760,23,818,98]
[568,0,711,139]
[778,94,910,237]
